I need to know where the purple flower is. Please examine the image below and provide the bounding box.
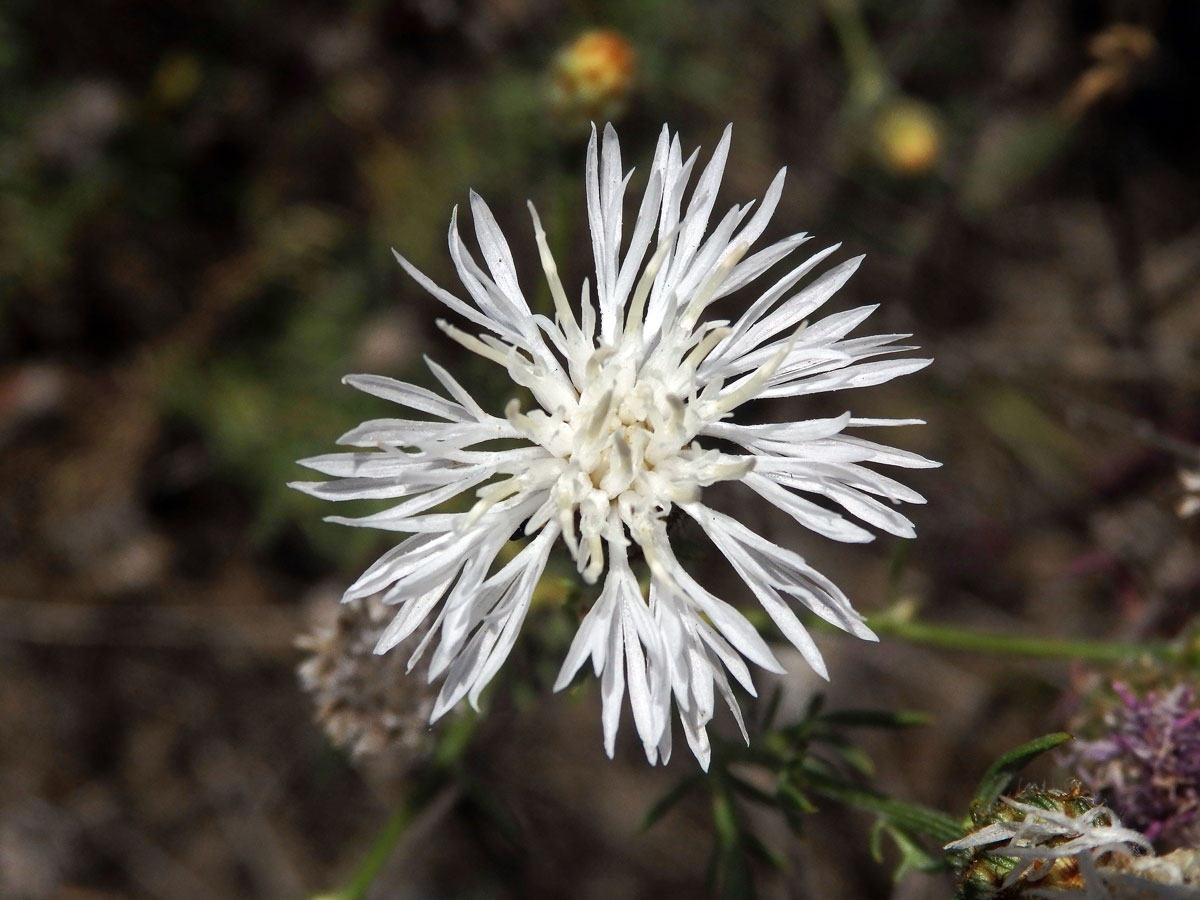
[1071,682,1200,849]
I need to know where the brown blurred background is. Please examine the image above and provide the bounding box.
[2,0,1200,897]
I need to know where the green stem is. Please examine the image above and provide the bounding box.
[822,0,890,108]
[337,789,430,900]
[319,714,478,900]
[867,613,1174,664]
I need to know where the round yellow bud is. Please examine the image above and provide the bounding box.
[872,100,942,176]
[549,29,636,129]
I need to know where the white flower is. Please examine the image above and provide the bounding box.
[1178,469,1200,518]
[292,124,935,769]
[946,798,1163,899]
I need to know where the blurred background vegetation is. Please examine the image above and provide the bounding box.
[2,0,1200,898]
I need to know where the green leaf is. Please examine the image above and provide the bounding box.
[708,784,757,900]
[779,781,816,810]
[759,684,784,731]
[775,782,817,832]
[871,821,951,878]
[970,732,1073,818]
[742,828,788,873]
[869,818,886,863]
[818,733,876,777]
[728,773,778,808]
[712,841,757,900]
[812,775,964,846]
[712,785,741,847]
[799,754,839,780]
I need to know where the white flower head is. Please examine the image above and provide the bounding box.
[1178,468,1200,518]
[292,124,936,769]
[946,798,1160,898]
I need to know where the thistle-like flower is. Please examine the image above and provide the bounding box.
[292,124,935,768]
[947,793,1198,899]
[1070,683,1200,848]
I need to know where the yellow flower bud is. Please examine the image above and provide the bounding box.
[549,29,636,130]
[872,100,942,176]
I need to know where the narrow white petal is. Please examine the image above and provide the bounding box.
[392,248,509,339]
[424,357,498,423]
[743,472,876,543]
[600,604,626,758]
[729,167,786,254]
[343,373,470,422]
[714,232,811,301]
[672,124,732,279]
[761,356,934,398]
[468,190,528,315]
[374,575,454,653]
[554,585,616,690]
[725,254,864,360]
[708,242,841,368]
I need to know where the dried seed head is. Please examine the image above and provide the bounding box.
[297,591,438,786]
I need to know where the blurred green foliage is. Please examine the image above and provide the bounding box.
[4,0,1200,897]
[0,0,1049,575]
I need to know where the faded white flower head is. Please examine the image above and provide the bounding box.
[1177,469,1200,519]
[292,123,935,769]
[946,797,1194,899]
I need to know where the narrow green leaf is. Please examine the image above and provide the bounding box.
[812,776,964,845]
[875,822,951,878]
[714,842,757,900]
[970,732,1073,817]
[777,782,817,815]
[822,737,876,777]
[708,782,757,900]
[869,819,886,864]
[760,684,784,731]
[727,773,778,808]
[743,828,789,873]
[776,782,817,832]
[712,785,741,847]
[799,754,839,780]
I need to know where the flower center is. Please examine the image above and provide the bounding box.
[484,345,749,584]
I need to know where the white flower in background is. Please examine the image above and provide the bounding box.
[1178,469,1200,518]
[946,798,1182,899]
[292,124,935,769]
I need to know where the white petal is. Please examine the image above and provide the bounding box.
[743,472,876,543]
[468,190,528,315]
[343,373,470,421]
[725,254,863,359]
[761,357,933,398]
[600,603,627,758]
[554,583,616,690]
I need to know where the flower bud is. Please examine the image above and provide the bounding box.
[549,29,636,131]
[872,99,942,176]
[950,786,1149,898]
